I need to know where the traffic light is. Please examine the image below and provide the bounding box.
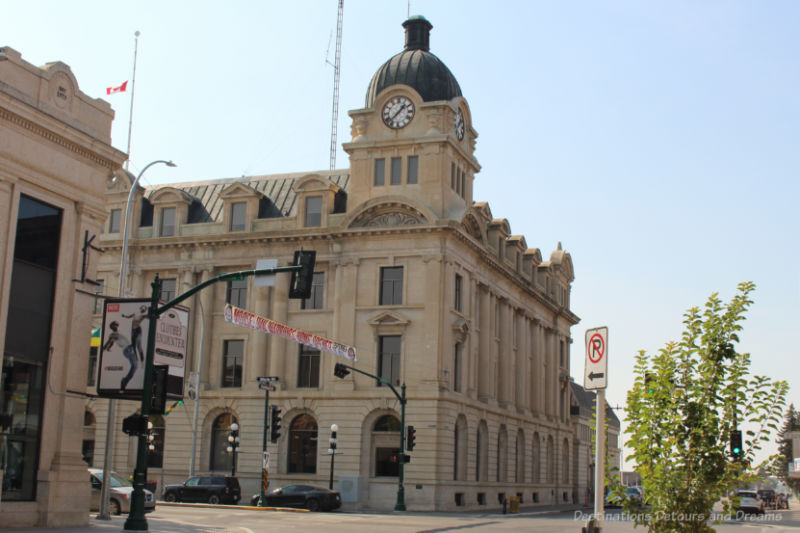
[334,363,350,378]
[391,453,411,463]
[164,400,183,416]
[730,429,743,461]
[122,414,148,436]
[288,250,316,299]
[406,425,416,451]
[270,405,282,443]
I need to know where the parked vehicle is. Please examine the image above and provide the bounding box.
[89,468,156,515]
[777,493,790,509]
[757,489,776,509]
[604,486,643,508]
[734,490,765,515]
[252,484,341,511]
[162,475,240,504]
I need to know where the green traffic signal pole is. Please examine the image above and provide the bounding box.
[125,264,302,531]
[335,363,407,511]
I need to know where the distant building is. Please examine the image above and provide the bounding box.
[570,381,621,503]
[89,16,580,512]
[0,47,126,527]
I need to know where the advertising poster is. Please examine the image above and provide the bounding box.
[98,298,189,400]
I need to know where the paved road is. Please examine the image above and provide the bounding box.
[4,505,800,532]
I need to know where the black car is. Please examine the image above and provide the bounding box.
[252,484,341,511]
[163,475,240,504]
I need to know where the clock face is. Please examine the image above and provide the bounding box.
[382,96,415,129]
[454,108,465,140]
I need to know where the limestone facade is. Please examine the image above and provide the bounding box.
[0,46,126,527]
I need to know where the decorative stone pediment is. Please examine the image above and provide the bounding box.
[219,182,260,199]
[460,210,485,244]
[349,202,428,228]
[149,186,193,206]
[367,310,410,336]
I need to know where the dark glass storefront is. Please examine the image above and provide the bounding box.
[1,195,61,501]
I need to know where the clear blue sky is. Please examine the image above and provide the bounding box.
[5,1,798,467]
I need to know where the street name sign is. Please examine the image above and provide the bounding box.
[584,326,608,390]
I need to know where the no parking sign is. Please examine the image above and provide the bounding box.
[584,326,608,390]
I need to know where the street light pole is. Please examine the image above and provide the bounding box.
[328,424,338,490]
[99,159,175,520]
[227,421,240,476]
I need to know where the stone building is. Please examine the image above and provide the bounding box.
[89,16,581,512]
[0,47,127,526]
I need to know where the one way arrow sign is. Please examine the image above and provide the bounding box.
[588,372,605,380]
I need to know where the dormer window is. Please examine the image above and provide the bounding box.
[305,196,322,227]
[230,202,246,231]
[160,207,176,237]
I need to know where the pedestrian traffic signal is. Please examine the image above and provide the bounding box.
[334,363,350,378]
[391,453,411,463]
[730,429,743,461]
[270,405,282,443]
[406,425,416,451]
[122,414,148,436]
[288,250,316,299]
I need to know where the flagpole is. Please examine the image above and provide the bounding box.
[124,30,140,170]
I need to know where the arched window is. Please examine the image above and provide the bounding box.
[210,413,237,472]
[546,435,555,483]
[476,420,488,482]
[82,409,96,466]
[562,438,570,483]
[454,415,467,481]
[147,414,165,468]
[496,425,507,482]
[531,433,540,483]
[515,429,525,483]
[288,414,318,474]
[373,414,401,477]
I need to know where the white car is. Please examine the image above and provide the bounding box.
[734,490,764,515]
[89,468,156,515]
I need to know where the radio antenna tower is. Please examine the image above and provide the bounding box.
[328,0,343,170]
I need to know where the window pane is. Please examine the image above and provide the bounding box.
[390,157,402,185]
[378,335,401,386]
[407,156,418,184]
[454,343,462,393]
[222,340,243,388]
[380,266,403,305]
[230,202,246,231]
[109,209,122,233]
[454,274,462,311]
[301,272,324,310]
[374,159,385,186]
[288,415,318,474]
[305,196,322,227]
[161,278,177,302]
[160,207,175,237]
[451,162,455,189]
[297,346,320,388]
[227,279,247,308]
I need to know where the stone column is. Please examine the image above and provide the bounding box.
[477,284,491,401]
[268,272,289,385]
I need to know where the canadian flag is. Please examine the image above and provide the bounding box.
[106,81,128,95]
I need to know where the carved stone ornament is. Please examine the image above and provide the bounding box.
[351,210,424,228]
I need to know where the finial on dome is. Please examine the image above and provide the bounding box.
[403,15,433,52]
[557,241,563,250]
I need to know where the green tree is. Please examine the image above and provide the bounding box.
[618,282,788,532]
[776,404,800,495]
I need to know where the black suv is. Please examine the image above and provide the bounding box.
[163,475,240,504]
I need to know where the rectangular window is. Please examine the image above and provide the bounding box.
[407,156,418,184]
[380,266,403,305]
[390,157,402,185]
[160,207,176,237]
[456,167,462,195]
[374,158,385,186]
[222,340,243,388]
[161,278,177,302]
[226,279,247,308]
[93,279,104,315]
[378,335,401,386]
[451,162,456,189]
[560,339,565,367]
[305,196,322,227]
[301,272,325,310]
[109,209,122,233]
[454,274,462,312]
[297,345,320,388]
[230,202,246,231]
[460,173,466,198]
[453,343,462,393]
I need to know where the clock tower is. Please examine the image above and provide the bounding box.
[343,16,480,222]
